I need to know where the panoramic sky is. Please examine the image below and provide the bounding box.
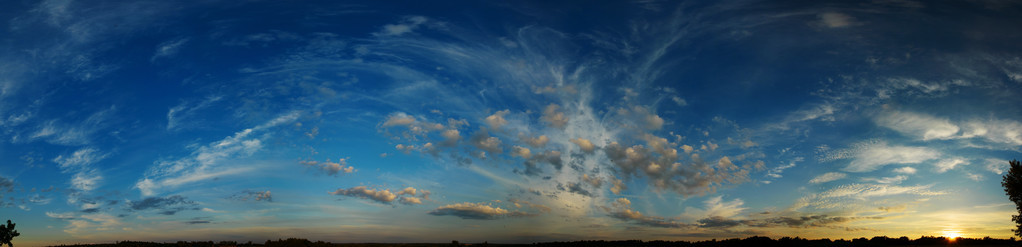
[2,0,1022,246]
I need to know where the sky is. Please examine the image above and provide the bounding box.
[1,0,1022,246]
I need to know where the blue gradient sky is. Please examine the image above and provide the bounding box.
[2,1,1022,246]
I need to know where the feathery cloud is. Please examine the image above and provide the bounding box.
[809,172,846,184]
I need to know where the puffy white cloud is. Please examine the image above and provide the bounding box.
[397,187,417,196]
[521,134,549,148]
[470,131,503,155]
[440,129,461,146]
[875,110,959,140]
[399,197,422,205]
[301,158,356,176]
[610,178,626,195]
[541,104,568,129]
[382,113,417,127]
[809,172,846,184]
[581,174,602,188]
[570,137,596,153]
[231,190,272,202]
[331,186,428,205]
[605,142,747,196]
[484,110,509,129]
[329,186,397,204]
[510,146,532,159]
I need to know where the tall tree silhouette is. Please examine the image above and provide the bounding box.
[0,220,18,247]
[1002,160,1022,237]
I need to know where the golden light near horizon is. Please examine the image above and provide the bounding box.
[943,229,962,240]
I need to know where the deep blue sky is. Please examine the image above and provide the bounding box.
[1,0,1021,245]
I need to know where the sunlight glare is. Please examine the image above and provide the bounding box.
[943,230,962,240]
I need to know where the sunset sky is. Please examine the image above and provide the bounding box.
[2,1,1022,246]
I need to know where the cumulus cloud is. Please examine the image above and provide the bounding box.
[231,190,273,202]
[329,186,396,204]
[570,137,596,153]
[301,158,356,176]
[541,104,568,129]
[470,130,503,156]
[428,202,528,220]
[581,174,603,188]
[521,134,549,148]
[809,172,846,184]
[511,146,532,159]
[610,178,626,195]
[399,196,422,205]
[440,129,461,146]
[484,110,509,129]
[330,186,428,205]
[382,113,418,127]
[604,142,747,196]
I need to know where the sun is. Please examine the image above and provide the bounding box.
[943,230,962,240]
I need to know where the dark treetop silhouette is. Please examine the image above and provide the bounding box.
[0,220,18,247]
[1002,159,1022,237]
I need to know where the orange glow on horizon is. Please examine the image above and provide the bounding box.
[943,229,962,240]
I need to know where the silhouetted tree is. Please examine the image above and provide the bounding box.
[1002,159,1022,237]
[0,220,19,247]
